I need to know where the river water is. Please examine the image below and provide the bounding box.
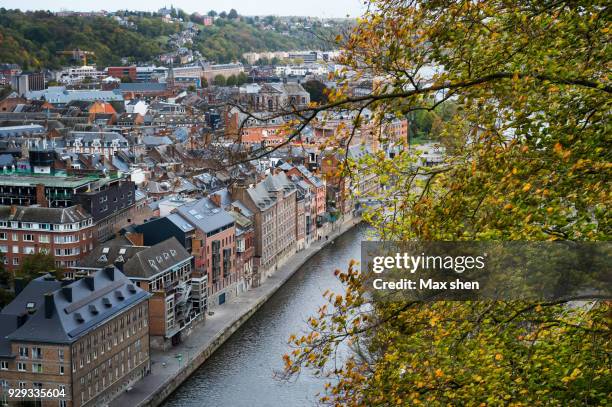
[162,224,368,407]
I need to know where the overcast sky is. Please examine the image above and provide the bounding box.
[1,0,365,18]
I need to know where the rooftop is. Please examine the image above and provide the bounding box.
[1,269,150,347]
[0,205,92,224]
[176,197,235,234]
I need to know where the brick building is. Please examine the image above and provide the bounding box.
[0,268,151,407]
[0,166,137,243]
[0,205,95,272]
[230,173,297,276]
[107,66,137,82]
[75,237,204,350]
[127,198,238,308]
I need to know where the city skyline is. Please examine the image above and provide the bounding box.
[0,0,365,18]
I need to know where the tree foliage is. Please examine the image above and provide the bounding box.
[18,253,64,282]
[282,1,611,405]
[213,74,226,86]
[192,19,345,63]
[0,9,177,69]
[302,79,329,104]
[226,74,237,86]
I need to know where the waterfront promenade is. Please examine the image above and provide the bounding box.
[110,217,361,407]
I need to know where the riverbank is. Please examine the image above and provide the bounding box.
[109,217,362,407]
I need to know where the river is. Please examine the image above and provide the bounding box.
[162,224,368,407]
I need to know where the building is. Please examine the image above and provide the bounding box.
[209,190,256,288]
[129,198,239,307]
[25,87,123,107]
[201,63,244,83]
[134,66,168,82]
[65,132,129,159]
[75,237,204,350]
[175,199,238,307]
[230,172,297,276]
[116,113,144,127]
[125,100,148,116]
[107,66,137,82]
[0,268,151,407]
[237,82,310,112]
[288,51,318,63]
[0,205,95,271]
[0,167,136,242]
[118,82,173,98]
[58,66,106,85]
[282,164,326,228]
[10,72,46,95]
[0,125,46,139]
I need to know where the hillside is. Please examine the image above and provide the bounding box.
[0,9,349,70]
[191,18,346,63]
[0,10,180,70]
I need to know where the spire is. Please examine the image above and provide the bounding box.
[166,63,175,91]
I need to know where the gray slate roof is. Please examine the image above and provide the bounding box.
[176,197,234,234]
[3,269,150,345]
[119,83,167,92]
[123,237,192,279]
[0,205,92,224]
[247,172,296,211]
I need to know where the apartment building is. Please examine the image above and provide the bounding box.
[0,268,151,407]
[65,132,129,159]
[0,205,95,272]
[231,172,297,276]
[75,237,202,349]
[280,163,326,227]
[128,198,238,308]
[175,199,237,307]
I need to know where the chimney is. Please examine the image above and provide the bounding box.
[17,313,28,327]
[210,193,221,208]
[44,293,54,319]
[84,275,95,291]
[14,277,26,296]
[10,205,18,216]
[35,184,48,207]
[62,286,73,302]
[105,266,116,281]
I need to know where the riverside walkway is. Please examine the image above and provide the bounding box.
[110,217,361,407]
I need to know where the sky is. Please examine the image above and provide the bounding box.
[1,0,366,18]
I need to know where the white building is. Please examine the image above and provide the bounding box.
[125,99,149,116]
[58,66,106,84]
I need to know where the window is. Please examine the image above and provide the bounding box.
[60,365,64,375]
[58,349,64,360]
[32,363,43,373]
[0,361,7,370]
[32,347,42,359]
[39,235,50,243]
[23,234,34,242]
[0,232,6,240]
[17,362,26,371]
[13,257,19,266]
[19,347,28,358]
